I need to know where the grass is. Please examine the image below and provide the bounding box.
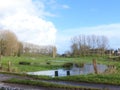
[16,73,120,86]
[0,56,92,72]
[1,55,120,86]
[2,71,120,87]
[0,55,120,73]
[3,78,100,90]
[53,74,120,85]
[1,56,64,72]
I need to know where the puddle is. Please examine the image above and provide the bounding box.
[28,64,107,77]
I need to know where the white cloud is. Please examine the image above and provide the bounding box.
[62,23,120,38]
[0,0,57,45]
[56,23,120,53]
[39,0,70,10]
[62,5,70,9]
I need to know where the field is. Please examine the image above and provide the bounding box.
[1,55,120,86]
[0,55,109,72]
[0,55,119,72]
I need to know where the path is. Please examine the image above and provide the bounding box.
[0,73,120,90]
[0,74,63,90]
[44,80,120,90]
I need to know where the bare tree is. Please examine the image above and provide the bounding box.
[17,41,23,57]
[70,34,109,57]
[22,42,56,56]
[71,37,79,57]
[0,30,18,56]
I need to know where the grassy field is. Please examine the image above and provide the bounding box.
[0,55,120,72]
[1,55,120,86]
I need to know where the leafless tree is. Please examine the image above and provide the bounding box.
[70,34,109,57]
[22,42,56,56]
[17,41,23,57]
[0,30,19,56]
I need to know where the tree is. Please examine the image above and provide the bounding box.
[22,42,56,56]
[0,30,19,56]
[70,34,109,57]
[17,41,23,57]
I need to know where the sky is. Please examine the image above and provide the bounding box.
[0,0,120,54]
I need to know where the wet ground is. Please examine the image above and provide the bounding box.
[46,80,120,90]
[0,74,64,90]
[0,73,120,90]
[0,83,64,90]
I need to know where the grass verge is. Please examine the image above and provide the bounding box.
[53,74,120,86]
[3,78,100,90]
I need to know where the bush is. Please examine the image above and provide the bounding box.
[76,63,84,68]
[46,61,51,65]
[110,56,120,61]
[63,62,73,68]
[19,61,31,65]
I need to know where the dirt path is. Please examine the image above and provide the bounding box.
[0,73,120,90]
[0,74,63,90]
[0,82,64,90]
[45,80,120,90]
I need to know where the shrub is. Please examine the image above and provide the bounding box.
[76,63,84,68]
[63,62,73,68]
[46,62,51,65]
[19,61,31,65]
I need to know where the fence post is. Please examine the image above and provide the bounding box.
[67,71,70,76]
[8,61,11,72]
[93,59,98,74]
[55,71,58,76]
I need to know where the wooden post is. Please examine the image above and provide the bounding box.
[0,54,2,70]
[55,71,58,76]
[8,61,11,72]
[67,71,70,76]
[53,46,56,58]
[93,59,98,74]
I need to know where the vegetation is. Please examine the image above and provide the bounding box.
[0,30,57,58]
[3,78,100,90]
[1,30,120,89]
[0,55,120,85]
[0,55,119,72]
[0,30,19,56]
[70,35,109,57]
[53,74,120,85]
[62,62,73,68]
[0,55,103,72]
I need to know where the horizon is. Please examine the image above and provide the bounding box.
[0,0,120,54]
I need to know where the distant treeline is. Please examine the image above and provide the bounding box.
[0,30,56,56]
[65,34,109,57]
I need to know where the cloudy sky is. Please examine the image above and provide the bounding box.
[0,0,120,53]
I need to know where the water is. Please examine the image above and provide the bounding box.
[28,64,107,77]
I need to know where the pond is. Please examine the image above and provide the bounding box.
[27,64,107,77]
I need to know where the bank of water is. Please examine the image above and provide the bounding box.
[28,64,107,77]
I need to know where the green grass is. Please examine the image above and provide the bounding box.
[1,56,64,72]
[53,74,120,85]
[3,78,100,90]
[0,55,120,72]
[1,55,120,86]
[16,73,120,86]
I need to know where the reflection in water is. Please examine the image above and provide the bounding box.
[28,64,107,77]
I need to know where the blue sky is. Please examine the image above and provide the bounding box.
[47,0,120,29]
[47,0,120,53]
[0,0,120,54]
